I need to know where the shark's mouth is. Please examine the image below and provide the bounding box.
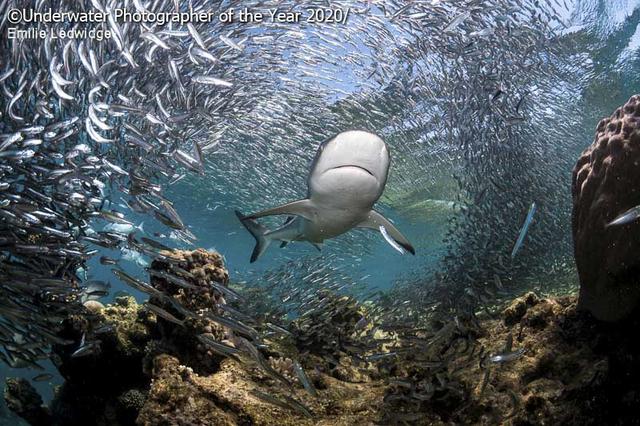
[331,164,375,177]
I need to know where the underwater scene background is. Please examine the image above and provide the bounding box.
[1,0,640,424]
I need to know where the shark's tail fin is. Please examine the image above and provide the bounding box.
[235,210,271,263]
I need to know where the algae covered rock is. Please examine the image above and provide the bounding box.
[439,294,640,424]
[137,354,251,426]
[502,291,539,325]
[148,248,231,373]
[572,94,640,321]
[138,354,385,426]
[290,291,365,359]
[46,295,154,426]
[3,378,50,426]
[116,389,147,425]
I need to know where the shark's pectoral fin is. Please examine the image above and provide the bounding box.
[280,241,288,248]
[245,199,317,222]
[357,210,415,255]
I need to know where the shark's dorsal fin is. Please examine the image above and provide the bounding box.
[357,210,415,255]
[245,199,317,221]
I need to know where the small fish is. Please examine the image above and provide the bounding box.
[71,334,101,358]
[220,34,243,51]
[489,347,525,363]
[293,361,317,397]
[493,274,504,290]
[197,334,241,360]
[366,352,397,361]
[154,211,184,230]
[143,302,184,326]
[103,159,129,176]
[0,132,23,152]
[32,373,54,382]
[354,316,369,331]
[148,269,198,290]
[208,281,244,302]
[187,23,207,50]
[491,88,504,102]
[103,221,144,234]
[504,115,526,125]
[141,32,170,50]
[93,323,115,334]
[504,332,513,352]
[99,256,119,265]
[112,268,163,299]
[173,149,204,174]
[206,312,259,340]
[515,93,528,113]
[0,149,35,160]
[478,369,490,397]
[190,46,218,63]
[511,202,536,259]
[265,323,293,336]
[236,338,290,387]
[250,389,313,418]
[80,280,110,302]
[160,201,185,229]
[469,27,494,37]
[192,75,233,87]
[141,237,172,251]
[99,210,131,225]
[444,10,470,32]
[607,205,640,227]
[120,247,149,267]
[507,389,521,417]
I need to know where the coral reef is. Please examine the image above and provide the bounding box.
[2,248,235,425]
[147,249,231,374]
[289,290,374,381]
[467,293,640,425]
[572,94,640,321]
[502,291,539,325]
[383,292,640,424]
[291,291,364,358]
[150,249,229,311]
[3,378,49,426]
[137,353,385,426]
[373,289,640,424]
[46,295,154,425]
[7,247,640,425]
[288,290,387,386]
[5,249,388,425]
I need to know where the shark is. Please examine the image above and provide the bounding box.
[236,130,415,262]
